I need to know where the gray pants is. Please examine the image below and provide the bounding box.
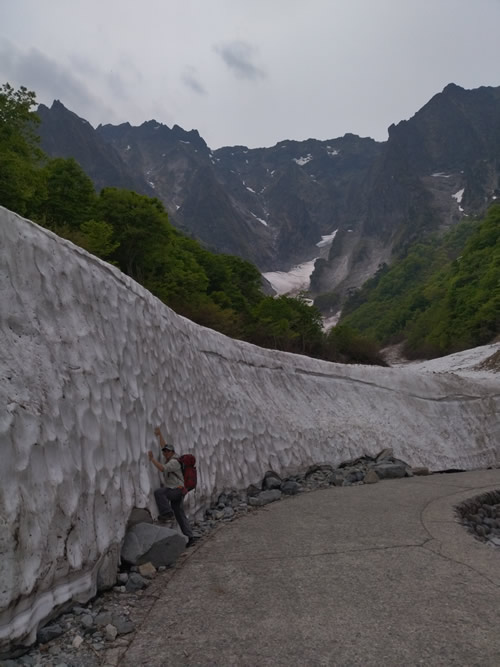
[154,487,193,539]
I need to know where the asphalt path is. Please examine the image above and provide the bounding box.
[121,470,500,667]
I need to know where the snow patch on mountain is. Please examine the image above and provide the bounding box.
[293,155,313,166]
[263,258,318,295]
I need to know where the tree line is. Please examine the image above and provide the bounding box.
[0,82,386,365]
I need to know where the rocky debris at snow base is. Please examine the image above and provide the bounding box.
[8,588,143,667]
[456,489,500,545]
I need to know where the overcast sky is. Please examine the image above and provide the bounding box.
[1,0,500,149]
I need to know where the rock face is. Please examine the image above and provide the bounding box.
[37,84,500,297]
[0,206,499,654]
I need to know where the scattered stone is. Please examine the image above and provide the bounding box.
[456,490,500,546]
[262,471,282,490]
[281,480,300,495]
[345,470,364,485]
[113,617,135,635]
[411,467,430,476]
[305,464,334,477]
[246,484,261,497]
[373,462,407,479]
[248,495,266,507]
[72,605,87,615]
[72,635,84,649]
[328,472,345,487]
[37,623,64,644]
[80,614,94,628]
[363,470,380,484]
[105,624,118,641]
[138,562,157,578]
[256,489,282,505]
[125,573,149,592]
[95,611,113,627]
[117,572,129,584]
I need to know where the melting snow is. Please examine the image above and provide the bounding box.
[316,229,338,248]
[251,212,268,226]
[180,140,190,144]
[432,172,452,178]
[326,146,340,157]
[2,206,499,652]
[263,258,318,295]
[452,188,465,204]
[148,181,155,189]
[125,145,131,152]
[293,155,313,166]
[246,186,256,193]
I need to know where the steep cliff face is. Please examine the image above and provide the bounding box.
[1,206,499,653]
[37,84,500,294]
[310,84,500,298]
[37,101,153,195]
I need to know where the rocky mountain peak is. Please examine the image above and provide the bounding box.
[36,83,500,301]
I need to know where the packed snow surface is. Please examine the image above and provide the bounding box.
[1,206,499,652]
[263,258,318,295]
[317,229,338,248]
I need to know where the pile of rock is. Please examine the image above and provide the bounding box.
[3,586,144,667]
[192,448,429,535]
[456,490,500,547]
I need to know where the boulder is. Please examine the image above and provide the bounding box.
[328,472,345,487]
[246,484,261,497]
[281,481,301,495]
[121,523,186,567]
[345,470,364,485]
[373,462,407,480]
[363,470,380,484]
[411,467,430,476]
[125,573,149,592]
[137,562,157,578]
[249,490,282,506]
[262,471,282,490]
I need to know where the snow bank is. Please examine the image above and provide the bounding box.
[1,206,499,651]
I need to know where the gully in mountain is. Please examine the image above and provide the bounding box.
[147,427,197,546]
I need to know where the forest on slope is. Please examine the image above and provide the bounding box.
[0,83,385,365]
[339,207,500,357]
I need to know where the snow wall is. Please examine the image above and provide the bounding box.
[1,206,499,652]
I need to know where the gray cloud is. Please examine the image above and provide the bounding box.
[182,67,207,95]
[214,41,266,80]
[0,40,119,123]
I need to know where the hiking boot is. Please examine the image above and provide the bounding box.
[186,537,199,548]
[158,512,174,523]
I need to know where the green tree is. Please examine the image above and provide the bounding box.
[79,220,120,259]
[0,82,45,215]
[40,157,96,228]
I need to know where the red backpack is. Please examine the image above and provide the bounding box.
[177,454,197,494]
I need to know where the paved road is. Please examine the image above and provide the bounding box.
[121,470,500,666]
